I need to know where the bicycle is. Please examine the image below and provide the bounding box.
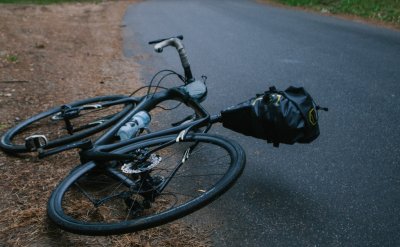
[0,36,246,235]
[1,35,324,236]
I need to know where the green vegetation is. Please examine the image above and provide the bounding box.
[274,0,400,25]
[0,123,7,131]
[6,54,18,63]
[0,0,97,4]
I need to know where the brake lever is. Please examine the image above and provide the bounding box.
[148,35,183,45]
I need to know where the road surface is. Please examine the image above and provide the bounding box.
[122,0,400,246]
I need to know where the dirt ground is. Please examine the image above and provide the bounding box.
[0,1,210,246]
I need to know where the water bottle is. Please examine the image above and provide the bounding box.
[117,111,151,140]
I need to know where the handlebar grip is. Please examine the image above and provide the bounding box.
[148,35,183,45]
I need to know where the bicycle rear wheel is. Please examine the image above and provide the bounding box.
[0,95,135,153]
[47,133,245,235]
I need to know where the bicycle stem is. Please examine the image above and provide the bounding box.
[153,37,194,83]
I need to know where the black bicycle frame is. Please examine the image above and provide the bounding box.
[39,86,220,163]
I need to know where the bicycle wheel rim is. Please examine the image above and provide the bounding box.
[47,133,245,235]
[0,95,134,153]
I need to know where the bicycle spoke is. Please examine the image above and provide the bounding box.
[52,134,243,233]
[48,134,245,235]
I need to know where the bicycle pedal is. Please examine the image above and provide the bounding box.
[25,135,48,151]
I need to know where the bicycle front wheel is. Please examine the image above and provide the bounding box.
[47,133,245,235]
[0,95,135,153]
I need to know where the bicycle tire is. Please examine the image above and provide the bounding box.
[0,95,135,153]
[47,133,245,235]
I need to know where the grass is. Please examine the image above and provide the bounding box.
[0,123,8,131]
[6,54,18,63]
[273,0,400,25]
[0,0,98,4]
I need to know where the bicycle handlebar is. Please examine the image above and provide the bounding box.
[149,35,194,83]
[148,35,183,45]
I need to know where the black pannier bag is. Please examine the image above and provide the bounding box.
[220,86,327,147]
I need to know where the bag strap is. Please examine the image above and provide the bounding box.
[272,89,312,130]
[316,105,329,111]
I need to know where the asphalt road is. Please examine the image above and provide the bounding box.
[122,0,400,246]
